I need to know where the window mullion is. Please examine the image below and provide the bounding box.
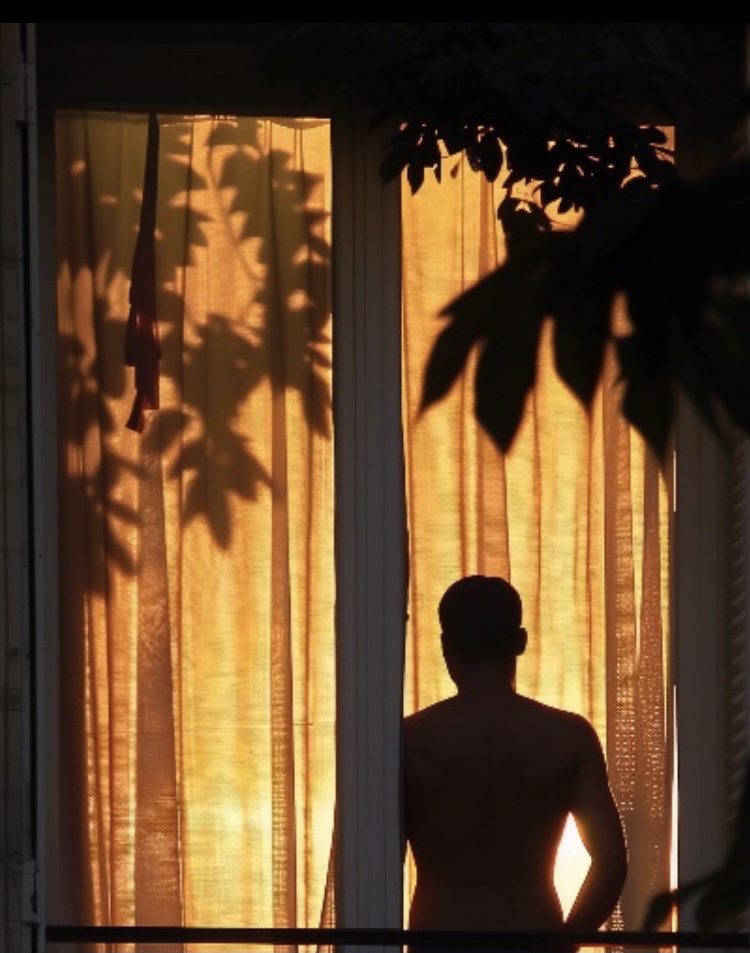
[332,110,406,935]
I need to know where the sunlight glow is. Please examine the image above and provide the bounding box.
[554,815,591,919]
[671,690,679,923]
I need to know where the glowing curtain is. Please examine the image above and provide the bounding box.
[55,113,335,948]
[54,108,672,945]
[401,163,672,929]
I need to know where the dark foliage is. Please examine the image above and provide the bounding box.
[250,26,750,927]
[254,24,699,226]
[643,759,750,930]
[251,23,748,459]
[61,116,330,566]
[422,158,750,461]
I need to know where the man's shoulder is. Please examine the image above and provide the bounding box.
[521,696,601,743]
[404,697,455,728]
[403,694,601,751]
[403,698,461,746]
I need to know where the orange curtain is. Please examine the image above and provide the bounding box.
[54,113,335,949]
[401,160,672,928]
[53,108,672,945]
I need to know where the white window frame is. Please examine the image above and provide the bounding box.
[673,401,750,926]
[331,109,406,931]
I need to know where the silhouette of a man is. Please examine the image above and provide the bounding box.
[403,575,627,947]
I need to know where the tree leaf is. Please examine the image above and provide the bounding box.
[642,878,711,930]
[407,161,425,194]
[669,330,726,446]
[616,333,674,460]
[474,307,544,453]
[420,308,489,411]
[422,251,548,417]
[686,294,750,435]
[643,759,750,931]
[553,270,615,408]
[477,132,503,182]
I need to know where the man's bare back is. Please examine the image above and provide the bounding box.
[402,576,627,940]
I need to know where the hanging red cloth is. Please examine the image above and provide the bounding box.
[125,112,161,432]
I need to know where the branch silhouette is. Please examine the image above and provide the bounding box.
[58,114,333,580]
[421,157,750,461]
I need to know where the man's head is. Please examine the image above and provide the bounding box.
[439,575,527,667]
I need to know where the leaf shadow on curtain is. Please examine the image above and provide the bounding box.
[59,115,331,563]
[55,113,336,950]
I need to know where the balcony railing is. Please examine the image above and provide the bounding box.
[45,925,750,949]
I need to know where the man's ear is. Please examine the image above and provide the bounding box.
[516,626,528,656]
[441,633,461,685]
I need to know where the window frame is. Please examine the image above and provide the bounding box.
[671,87,750,924]
[331,108,406,931]
[31,70,409,936]
[25,22,750,940]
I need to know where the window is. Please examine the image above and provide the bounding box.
[400,166,672,929]
[48,106,672,943]
[51,112,337,936]
[25,23,748,950]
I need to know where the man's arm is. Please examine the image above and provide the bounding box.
[564,719,628,935]
[401,715,417,866]
[401,721,408,866]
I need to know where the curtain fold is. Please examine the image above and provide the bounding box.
[401,162,672,929]
[55,112,336,951]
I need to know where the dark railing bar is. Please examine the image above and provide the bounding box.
[45,925,750,948]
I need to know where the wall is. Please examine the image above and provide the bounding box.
[0,21,36,953]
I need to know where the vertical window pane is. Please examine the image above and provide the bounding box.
[402,156,671,928]
[54,112,335,941]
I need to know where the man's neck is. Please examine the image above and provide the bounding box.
[455,663,518,699]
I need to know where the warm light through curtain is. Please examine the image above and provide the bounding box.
[402,160,672,929]
[54,112,335,949]
[54,108,673,945]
